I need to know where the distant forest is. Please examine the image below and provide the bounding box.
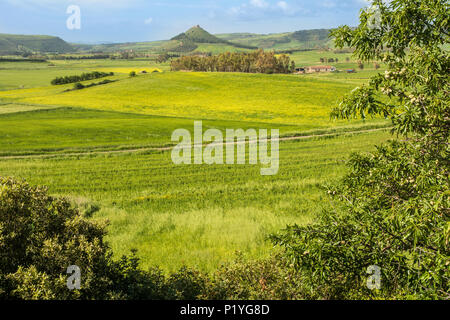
[171,50,295,74]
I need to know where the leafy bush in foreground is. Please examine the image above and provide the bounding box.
[272,0,449,299]
[0,177,183,300]
[203,253,305,300]
[0,176,112,299]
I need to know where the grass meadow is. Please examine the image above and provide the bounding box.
[0,55,391,272]
[0,128,391,271]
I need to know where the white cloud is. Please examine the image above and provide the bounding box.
[277,1,289,11]
[250,0,269,8]
[144,17,153,25]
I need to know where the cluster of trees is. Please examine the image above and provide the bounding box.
[171,50,296,74]
[157,53,171,63]
[117,51,136,60]
[274,48,314,54]
[171,39,199,53]
[51,71,113,85]
[0,58,47,63]
[320,57,339,63]
[52,54,111,60]
[69,79,115,91]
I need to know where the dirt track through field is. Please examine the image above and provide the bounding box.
[0,127,391,160]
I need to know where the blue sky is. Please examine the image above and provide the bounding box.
[0,0,370,43]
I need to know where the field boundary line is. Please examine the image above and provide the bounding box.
[0,127,392,160]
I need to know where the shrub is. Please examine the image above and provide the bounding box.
[0,177,169,300]
[51,71,113,85]
[203,253,305,300]
[0,177,112,299]
[129,71,137,77]
[73,82,84,90]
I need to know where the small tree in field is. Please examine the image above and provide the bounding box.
[273,0,449,299]
[357,60,364,69]
[129,71,137,77]
[73,82,84,90]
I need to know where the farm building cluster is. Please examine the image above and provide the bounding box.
[295,66,356,74]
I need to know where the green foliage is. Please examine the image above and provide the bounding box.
[171,49,295,74]
[129,71,137,77]
[51,71,114,85]
[165,267,208,300]
[0,176,114,299]
[203,253,306,300]
[273,0,449,299]
[73,82,84,90]
[69,79,115,91]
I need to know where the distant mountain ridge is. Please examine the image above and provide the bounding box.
[0,27,334,55]
[0,34,74,54]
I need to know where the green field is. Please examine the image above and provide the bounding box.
[0,64,386,128]
[0,56,391,272]
[0,59,169,90]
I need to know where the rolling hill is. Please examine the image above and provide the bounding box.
[172,25,228,44]
[0,27,334,56]
[216,29,333,51]
[0,34,74,54]
[170,25,257,52]
[91,27,333,54]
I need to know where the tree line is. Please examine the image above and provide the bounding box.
[171,50,296,74]
[52,54,111,60]
[51,71,114,85]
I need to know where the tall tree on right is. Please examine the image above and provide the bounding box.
[272,0,449,299]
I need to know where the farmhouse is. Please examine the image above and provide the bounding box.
[305,65,336,73]
[295,67,305,74]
